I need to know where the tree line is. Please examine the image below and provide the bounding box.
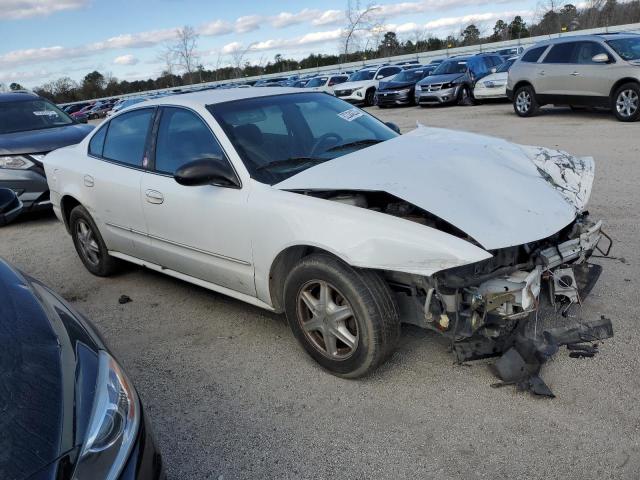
[29,0,640,104]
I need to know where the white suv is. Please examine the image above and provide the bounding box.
[333,65,402,106]
[508,33,640,121]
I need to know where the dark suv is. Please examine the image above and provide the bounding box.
[0,92,93,215]
[415,53,504,106]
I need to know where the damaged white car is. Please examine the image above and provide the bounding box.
[43,89,613,388]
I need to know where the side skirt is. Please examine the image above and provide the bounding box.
[108,250,275,312]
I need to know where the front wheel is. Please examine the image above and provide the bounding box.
[284,254,399,378]
[457,85,475,105]
[612,82,640,122]
[364,89,375,107]
[513,85,539,117]
[70,205,120,276]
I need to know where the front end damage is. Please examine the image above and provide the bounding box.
[388,212,613,397]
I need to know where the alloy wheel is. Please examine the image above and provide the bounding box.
[76,219,100,266]
[616,89,639,119]
[296,280,359,360]
[516,90,532,114]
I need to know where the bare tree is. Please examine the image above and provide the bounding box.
[341,0,381,60]
[171,25,200,84]
[157,45,177,85]
[229,44,253,78]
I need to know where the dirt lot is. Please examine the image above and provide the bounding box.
[2,102,639,479]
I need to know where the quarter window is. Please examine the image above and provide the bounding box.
[102,108,153,167]
[88,124,107,157]
[154,107,227,175]
[521,46,548,63]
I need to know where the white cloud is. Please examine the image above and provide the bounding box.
[114,54,139,66]
[271,8,319,28]
[0,0,87,19]
[235,15,262,33]
[312,9,344,26]
[199,19,233,36]
[222,41,244,54]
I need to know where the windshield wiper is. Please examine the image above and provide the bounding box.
[256,157,326,171]
[325,139,383,152]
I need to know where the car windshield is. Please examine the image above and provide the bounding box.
[607,37,640,61]
[495,58,516,73]
[349,70,376,81]
[305,77,328,87]
[207,93,398,185]
[0,99,75,134]
[433,60,468,75]
[392,69,429,82]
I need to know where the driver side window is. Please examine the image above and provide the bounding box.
[154,107,228,175]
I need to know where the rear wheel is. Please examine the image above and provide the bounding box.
[70,205,120,276]
[513,85,539,117]
[612,82,640,122]
[284,254,399,378]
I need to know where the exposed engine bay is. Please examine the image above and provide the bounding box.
[302,189,614,396]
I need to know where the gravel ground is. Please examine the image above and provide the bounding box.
[2,102,639,479]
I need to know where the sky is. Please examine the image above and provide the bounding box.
[0,0,543,88]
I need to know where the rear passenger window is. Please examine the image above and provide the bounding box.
[155,107,226,175]
[574,41,610,64]
[88,124,107,157]
[543,42,577,63]
[521,46,548,63]
[102,108,153,167]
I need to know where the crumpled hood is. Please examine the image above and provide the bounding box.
[0,123,93,155]
[276,127,594,250]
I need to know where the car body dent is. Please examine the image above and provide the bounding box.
[276,126,593,251]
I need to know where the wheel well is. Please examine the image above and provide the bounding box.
[268,245,339,313]
[513,81,533,94]
[60,195,81,232]
[610,78,640,99]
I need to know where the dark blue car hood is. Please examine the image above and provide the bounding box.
[378,80,416,91]
[0,123,93,155]
[0,259,104,480]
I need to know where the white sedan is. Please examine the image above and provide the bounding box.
[43,88,608,379]
[473,56,518,100]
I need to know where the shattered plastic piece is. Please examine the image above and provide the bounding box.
[118,295,132,304]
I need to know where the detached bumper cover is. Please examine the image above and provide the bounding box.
[0,168,49,210]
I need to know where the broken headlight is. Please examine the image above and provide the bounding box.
[72,351,140,480]
[0,155,34,170]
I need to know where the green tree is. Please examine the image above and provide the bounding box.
[378,31,401,56]
[461,24,481,45]
[491,20,508,41]
[509,16,530,38]
[9,82,24,91]
[81,71,105,98]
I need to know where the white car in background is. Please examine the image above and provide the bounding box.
[473,56,518,100]
[304,74,349,93]
[42,88,609,382]
[333,65,403,105]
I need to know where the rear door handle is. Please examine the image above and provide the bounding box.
[538,71,545,76]
[83,175,94,187]
[570,71,580,76]
[145,189,164,204]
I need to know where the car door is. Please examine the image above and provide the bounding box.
[85,108,154,260]
[140,106,255,296]
[570,41,618,100]
[538,42,579,98]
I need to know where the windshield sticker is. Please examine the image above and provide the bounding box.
[33,111,59,117]
[337,109,364,122]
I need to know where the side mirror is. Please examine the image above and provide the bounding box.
[384,122,401,134]
[592,53,610,63]
[0,188,23,226]
[490,67,497,74]
[376,75,384,80]
[174,158,240,188]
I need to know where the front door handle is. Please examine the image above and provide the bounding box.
[570,71,580,76]
[83,175,94,187]
[145,189,164,204]
[538,70,545,76]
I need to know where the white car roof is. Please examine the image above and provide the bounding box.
[142,87,304,109]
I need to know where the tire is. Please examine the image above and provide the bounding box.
[69,205,120,276]
[513,85,539,117]
[364,88,375,107]
[612,82,640,122]
[457,85,475,106]
[284,253,399,378]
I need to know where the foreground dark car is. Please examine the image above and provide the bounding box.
[375,65,435,107]
[0,257,164,480]
[0,92,93,216]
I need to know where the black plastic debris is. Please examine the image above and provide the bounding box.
[455,316,613,398]
[0,188,23,226]
[118,295,132,304]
